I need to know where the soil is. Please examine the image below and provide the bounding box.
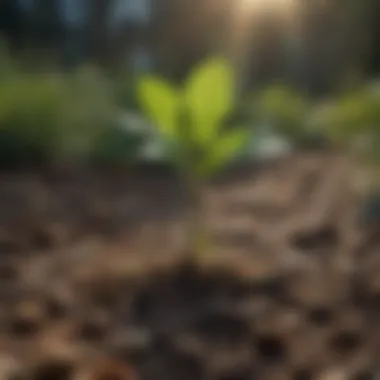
[0,152,379,380]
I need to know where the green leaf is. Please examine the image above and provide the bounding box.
[322,90,380,146]
[258,85,308,136]
[185,57,235,144]
[196,128,250,177]
[137,76,180,138]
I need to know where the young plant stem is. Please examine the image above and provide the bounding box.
[188,174,207,259]
[177,119,210,260]
[177,149,209,261]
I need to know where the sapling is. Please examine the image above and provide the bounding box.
[137,57,250,258]
[321,86,380,225]
[322,88,380,187]
[255,85,313,149]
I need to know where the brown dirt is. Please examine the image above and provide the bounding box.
[0,152,379,380]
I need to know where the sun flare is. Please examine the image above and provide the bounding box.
[239,0,295,11]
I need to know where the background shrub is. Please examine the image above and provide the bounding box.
[0,57,148,167]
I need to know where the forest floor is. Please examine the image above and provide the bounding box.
[0,152,379,380]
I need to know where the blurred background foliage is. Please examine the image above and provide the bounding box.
[0,0,379,169]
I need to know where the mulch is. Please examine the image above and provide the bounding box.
[0,152,378,380]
